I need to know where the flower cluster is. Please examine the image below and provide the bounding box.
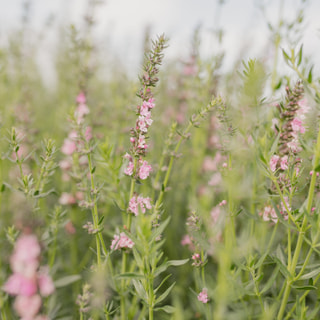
[59,92,92,205]
[191,253,204,267]
[110,232,135,251]
[272,81,308,162]
[197,288,209,303]
[259,198,290,223]
[128,195,152,216]
[124,35,167,181]
[3,234,55,320]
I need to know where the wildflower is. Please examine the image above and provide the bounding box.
[210,206,221,223]
[3,234,55,320]
[291,118,305,134]
[198,288,209,303]
[61,138,77,155]
[128,195,152,216]
[219,200,227,206]
[270,155,280,172]
[110,232,134,250]
[76,91,86,104]
[59,192,76,205]
[124,161,134,176]
[138,160,152,180]
[280,156,288,170]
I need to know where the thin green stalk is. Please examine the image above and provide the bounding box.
[154,97,219,214]
[87,152,105,267]
[277,120,320,319]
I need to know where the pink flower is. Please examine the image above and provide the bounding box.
[270,155,280,172]
[181,235,192,246]
[3,273,37,296]
[59,159,72,171]
[138,160,152,180]
[76,103,90,123]
[140,104,151,117]
[61,138,77,155]
[292,118,305,134]
[280,156,288,170]
[128,195,152,216]
[192,253,200,260]
[208,172,222,186]
[143,98,155,110]
[219,200,227,206]
[287,139,300,153]
[14,294,42,318]
[297,99,310,119]
[10,235,41,277]
[124,161,134,176]
[76,92,86,104]
[138,134,147,149]
[110,232,134,250]
[38,269,55,297]
[210,206,221,224]
[59,192,76,205]
[85,126,92,141]
[198,288,209,303]
[137,116,148,132]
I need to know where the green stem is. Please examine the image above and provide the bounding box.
[277,118,320,319]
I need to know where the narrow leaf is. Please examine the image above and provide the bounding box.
[54,275,81,288]
[155,282,176,305]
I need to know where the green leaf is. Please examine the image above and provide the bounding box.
[114,272,144,280]
[291,285,317,290]
[54,275,81,288]
[154,305,175,314]
[299,267,320,280]
[271,256,291,279]
[91,166,96,174]
[297,44,303,66]
[308,66,314,83]
[1,184,5,192]
[261,265,280,294]
[282,49,290,62]
[98,215,104,225]
[132,280,148,301]
[155,282,175,305]
[154,259,189,277]
[150,217,171,242]
[154,274,171,294]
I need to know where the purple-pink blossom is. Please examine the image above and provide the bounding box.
[110,232,134,250]
[138,160,152,180]
[197,288,209,303]
[292,118,305,134]
[280,156,288,170]
[128,195,152,216]
[270,155,280,172]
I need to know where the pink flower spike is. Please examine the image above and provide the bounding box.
[219,200,227,206]
[198,288,209,303]
[76,92,86,104]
